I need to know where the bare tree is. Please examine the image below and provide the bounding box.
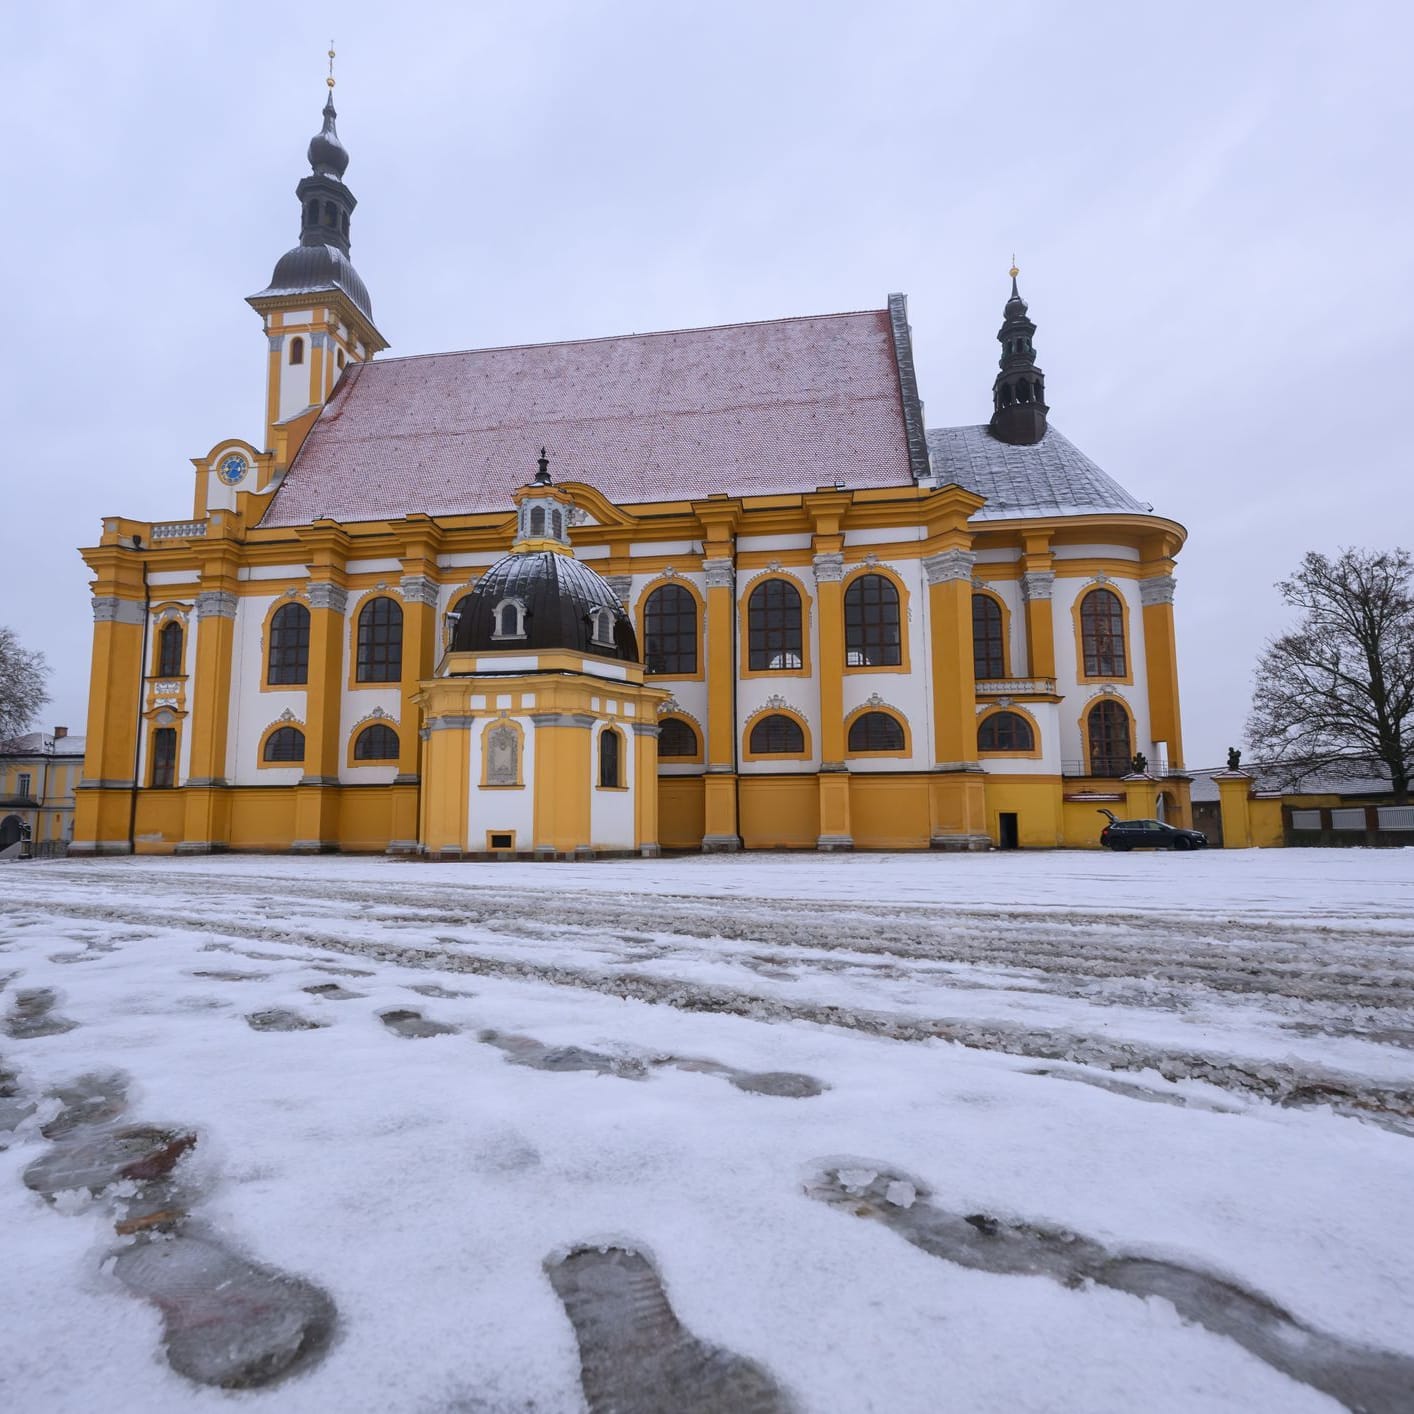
[1246,548,1413,802]
[0,625,52,745]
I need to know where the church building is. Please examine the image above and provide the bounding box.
[72,88,1191,857]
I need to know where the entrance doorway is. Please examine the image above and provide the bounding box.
[998,812,1019,850]
[0,816,22,850]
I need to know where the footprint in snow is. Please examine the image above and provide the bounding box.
[545,1244,795,1414]
[190,970,270,984]
[380,1008,460,1039]
[304,982,364,1001]
[805,1160,1414,1414]
[4,988,78,1039]
[479,1030,647,1079]
[245,1009,327,1033]
[664,1057,825,1099]
[407,983,475,1000]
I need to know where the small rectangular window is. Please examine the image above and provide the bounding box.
[17,772,32,798]
[489,832,514,850]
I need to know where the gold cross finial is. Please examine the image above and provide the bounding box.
[327,42,336,89]
[1009,254,1020,279]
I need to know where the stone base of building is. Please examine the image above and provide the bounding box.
[930,833,993,851]
[700,834,742,853]
[816,834,854,851]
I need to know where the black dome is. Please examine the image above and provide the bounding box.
[308,96,350,179]
[451,552,639,661]
[257,243,374,322]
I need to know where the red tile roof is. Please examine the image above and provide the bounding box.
[260,309,914,526]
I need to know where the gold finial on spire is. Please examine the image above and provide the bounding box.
[327,42,336,89]
[1009,254,1020,280]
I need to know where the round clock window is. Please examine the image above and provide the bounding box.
[218,454,249,486]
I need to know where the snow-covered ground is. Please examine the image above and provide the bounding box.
[1,849,1412,1413]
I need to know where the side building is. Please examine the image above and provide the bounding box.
[72,92,1190,857]
[1,728,86,856]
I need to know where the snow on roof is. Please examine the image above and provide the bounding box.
[260,310,915,526]
[1188,762,1395,802]
[926,424,1151,520]
[0,732,85,757]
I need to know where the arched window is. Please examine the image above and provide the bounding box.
[550,509,562,540]
[747,580,803,671]
[1080,589,1127,677]
[844,574,901,667]
[444,590,473,645]
[598,729,622,788]
[644,584,697,675]
[658,717,698,758]
[1087,700,1131,777]
[353,723,399,761]
[156,620,184,677]
[263,726,306,763]
[268,603,311,685]
[356,597,403,682]
[305,200,318,226]
[323,201,336,226]
[588,606,617,648]
[847,711,904,752]
[150,727,177,788]
[289,337,304,366]
[493,598,526,640]
[748,713,804,754]
[978,710,1034,752]
[529,505,546,536]
[972,594,1005,679]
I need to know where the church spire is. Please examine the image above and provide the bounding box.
[988,264,1049,446]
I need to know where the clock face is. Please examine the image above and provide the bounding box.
[218,454,249,487]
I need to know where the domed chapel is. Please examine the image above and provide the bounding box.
[73,85,1191,858]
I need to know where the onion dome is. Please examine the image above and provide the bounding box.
[307,95,349,178]
[988,264,1049,447]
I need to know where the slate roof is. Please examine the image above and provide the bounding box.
[0,732,85,758]
[926,424,1150,521]
[260,310,916,527]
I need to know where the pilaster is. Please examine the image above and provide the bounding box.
[1215,770,1253,848]
[1021,532,1056,678]
[390,516,444,852]
[811,495,852,848]
[179,575,239,852]
[1140,572,1184,769]
[531,713,593,856]
[694,496,743,851]
[632,721,661,855]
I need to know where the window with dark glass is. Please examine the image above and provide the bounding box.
[289,337,304,366]
[150,727,177,788]
[263,726,306,763]
[978,710,1034,752]
[1080,589,1127,677]
[268,603,310,685]
[644,584,697,675]
[598,729,622,787]
[157,620,184,677]
[530,505,546,536]
[748,713,804,754]
[972,594,1005,679]
[847,711,904,752]
[356,598,403,683]
[747,580,803,671]
[844,574,901,667]
[1087,700,1131,776]
[658,717,698,758]
[354,724,399,761]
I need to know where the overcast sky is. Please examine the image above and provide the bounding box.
[2,1,1410,767]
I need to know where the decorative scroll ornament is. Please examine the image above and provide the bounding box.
[763,694,789,710]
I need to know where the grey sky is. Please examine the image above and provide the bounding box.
[3,1,1410,767]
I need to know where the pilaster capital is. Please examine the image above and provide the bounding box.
[702,557,736,590]
[194,590,238,620]
[267,333,285,352]
[603,574,633,608]
[307,582,348,614]
[399,574,440,608]
[811,551,845,584]
[922,549,976,585]
[1021,571,1056,602]
[91,596,146,625]
[1139,575,1177,607]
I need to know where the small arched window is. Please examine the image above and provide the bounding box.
[847,711,904,752]
[978,710,1034,752]
[353,723,399,761]
[587,606,618,649]
[263,726,306,763]
[550,509,562,540]
[1087,700,1131,777]
[644,584,698,675]
[747,579,803,671]
[268,603,311,685]
[748,713,804,755]
[289,337,305,366]
[492,598,526,640]
[356,597,403,683]
[658,717,698,759]
[844,574,901,667]
[156,620,184,677]
[1080,589,1127,677]
[598,729,622,788]
[323,201,337,226]
[972,594,1005,679]
[150,727,177,788]
[305,200,319,226]
[529,505,546,536]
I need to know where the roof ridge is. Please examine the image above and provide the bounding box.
[363,307,890,367]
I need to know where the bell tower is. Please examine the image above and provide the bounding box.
[988,264,1049,447]
[246,50,387,469]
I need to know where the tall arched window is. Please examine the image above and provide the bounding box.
[658,717,698,759]
[289,337,305,366]
[1080,589,1127,677]
[1087,700,1131,777]
[847,711,904,752]
[530,505,546,536]
[644,584,697,675]
[598,729,622,788]
[157,620,184,677]
[150,727,177,788]
[353,723,399,761]
[972,594,1005,679]
[356,598,403,682]
[268,603,310,685]
[588,606,617,648]
[844,574,901,666]
[978,710,1034,752]
[747,580,803,670]
[263,726,306,763]
[493,598,526,640]
[748,713,804,754]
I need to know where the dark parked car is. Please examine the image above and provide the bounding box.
[1098,811,1208,851]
